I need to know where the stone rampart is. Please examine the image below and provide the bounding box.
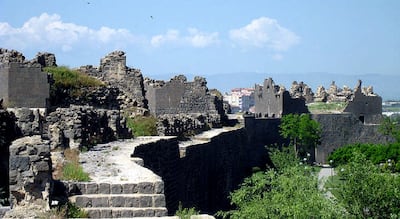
[132,128,252,214]
[312,113,391,163]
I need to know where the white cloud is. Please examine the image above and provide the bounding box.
[229,17,300,51]
[272,53,283,61]
[0,13,138,52]
[150,28,219,48]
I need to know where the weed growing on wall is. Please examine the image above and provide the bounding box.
[126,115,158,136]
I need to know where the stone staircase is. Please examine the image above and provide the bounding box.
[66,181,168,218]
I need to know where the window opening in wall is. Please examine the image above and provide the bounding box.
[359,115,365,124]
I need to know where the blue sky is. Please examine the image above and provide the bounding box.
[1,0,399,99]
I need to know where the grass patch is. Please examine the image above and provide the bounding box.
[307,102,348,113]
[126,115,158,136]
[60,149,90,182]
[44,66,104,100]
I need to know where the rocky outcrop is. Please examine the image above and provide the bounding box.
[289,81,314,103]
[44,106,132,150]
[8,136,52,210]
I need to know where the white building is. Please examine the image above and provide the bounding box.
[224,88,255,113]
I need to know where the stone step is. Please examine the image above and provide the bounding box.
[69,194,166,208]
[83,207,168,218]
[65,181,164,195]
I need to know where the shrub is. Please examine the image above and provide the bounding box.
[67,202,89,218]
[126,115,158,136]
[328,142,400,172]
[175,202,199,219]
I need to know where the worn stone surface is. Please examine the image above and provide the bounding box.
[289,81,314,103]
[8,136,52,209]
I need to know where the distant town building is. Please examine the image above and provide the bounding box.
[224,88,255,113]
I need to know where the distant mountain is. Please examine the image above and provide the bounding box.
[145,72,399,101]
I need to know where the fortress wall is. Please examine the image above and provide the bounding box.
[2,63,49,108]
[312,113,391,163]
[132,128,253,214]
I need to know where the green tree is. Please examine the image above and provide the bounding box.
[279,114,321,156]
[219,148,343,219]
[379,116,400,142]
[335,152,400,218]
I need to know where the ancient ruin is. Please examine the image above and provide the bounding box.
[0,48,392,218]
[254,78,309,118]
[0,49,53,108]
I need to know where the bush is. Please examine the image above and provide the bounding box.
[126,115,158,136]
[328,142,400,172]
[175,202,199,219]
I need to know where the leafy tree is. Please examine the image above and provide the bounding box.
[279,114,321,156]
[218,148,343,219]
[379,116,400,142]
[335,152,400,218]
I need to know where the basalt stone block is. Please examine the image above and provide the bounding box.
[100,209,112,218]
[10,156,30,171]
[99,183,110,194]
[91,196,108,207]
[120,209,133,218]
[154,208,168,217]
[110,196,125,207]
[132,209,145,217]
[86,183,98,194]
[34,161,49,172]
[139,196,152,207]
[154,181,164,194]
[125,196,140,207]
[122,183,136,194]
[138,182,154,194]
[153,195,166,207]
[143,208,155,217]
[75,196,91,207]
[111,184,122,194]
[88,209,100,218]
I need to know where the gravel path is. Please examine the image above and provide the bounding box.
[318,167,335,199]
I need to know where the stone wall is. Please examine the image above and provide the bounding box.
[0,110,20,207]
[80,51,147,109]
[43,106,132,150]
[254,78,309,118]
[145,75,222,116]
[343,80,382,124]
[0,63,50,108]
[312,113,391,163]
[132,128,252,214]
[8,136,52,209]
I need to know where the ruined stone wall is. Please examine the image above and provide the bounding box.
[0,63,50,108]
[132,128,252,214]
[344,80,382,124]
[9,136,52,209]
[0,110,20,207]
[80,51,147,109]
[254,78,308,118]
[145,75,220,116]
[43,106,132,150]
